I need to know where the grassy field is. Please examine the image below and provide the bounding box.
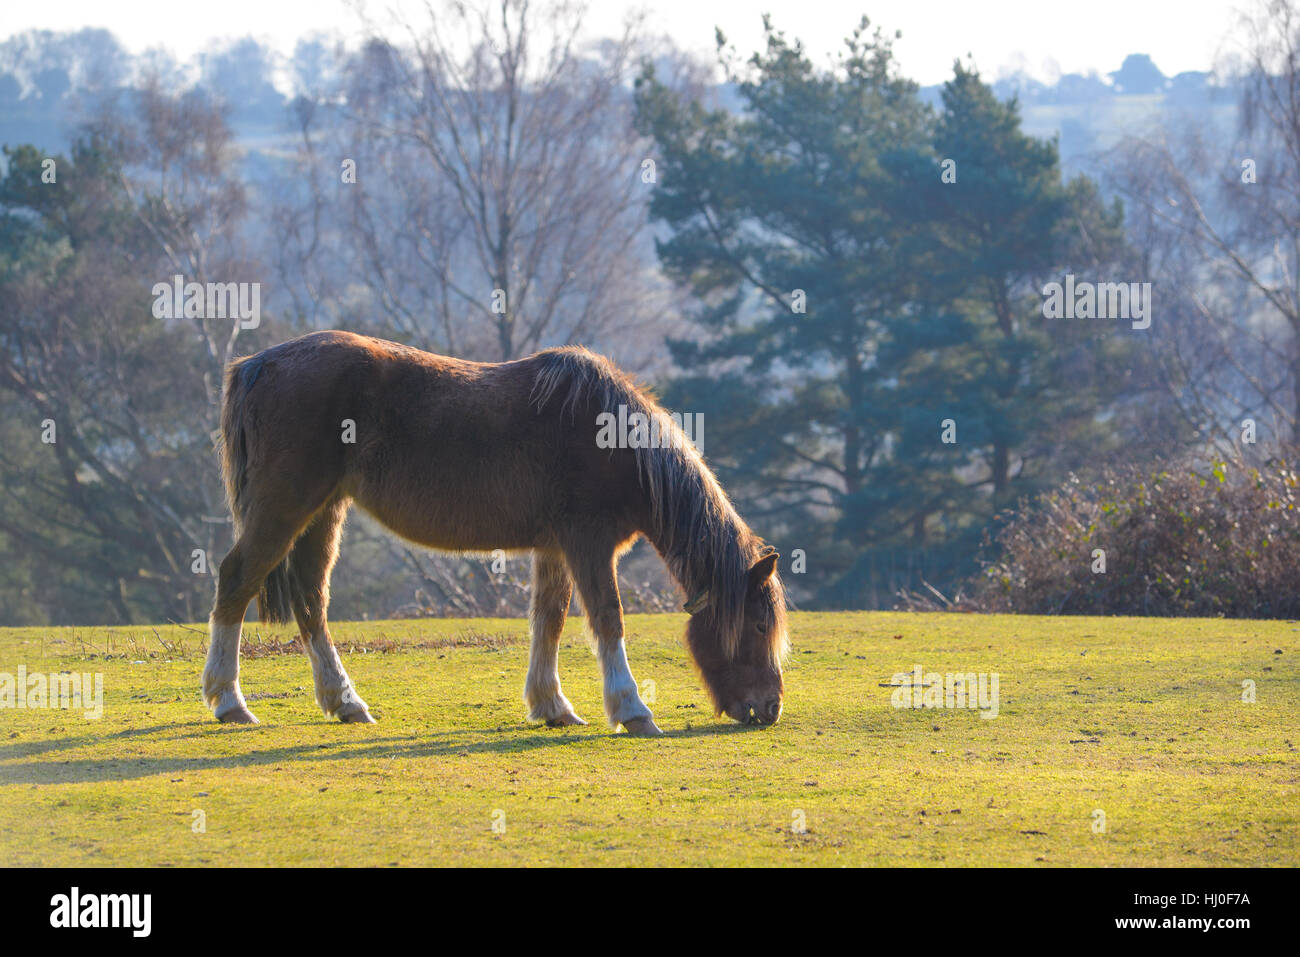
[0,611,1296,866]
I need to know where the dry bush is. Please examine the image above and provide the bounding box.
[976,447,1300,617]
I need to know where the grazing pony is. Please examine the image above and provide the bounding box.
[202,331,788,735]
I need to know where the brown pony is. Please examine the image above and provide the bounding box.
[201,330,788,736]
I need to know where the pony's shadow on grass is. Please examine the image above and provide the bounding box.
[660,722,752,740]
[1,720,715,786]
[0,722,208,762]
[0,717,763,778]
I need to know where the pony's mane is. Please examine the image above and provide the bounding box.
[530,346,787,664]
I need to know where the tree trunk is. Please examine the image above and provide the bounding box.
[992,441,1010,497]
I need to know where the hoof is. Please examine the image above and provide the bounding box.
[620,716,663,737]
[336,703,376,724]
[545,712,588,728]
[216,706,259,725]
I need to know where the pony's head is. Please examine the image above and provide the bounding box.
[685,549,788,725]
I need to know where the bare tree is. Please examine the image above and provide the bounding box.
[0,79,268,623]
[85,74,262,406]
[269,1,700,617]
[1105,0,1300,447]
[277,0,684,367]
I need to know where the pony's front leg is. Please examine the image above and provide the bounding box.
[524,551,586,727]
[598,633,659,736]
[570,552,661,736]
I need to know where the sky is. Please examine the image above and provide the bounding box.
[1,0,1249,85]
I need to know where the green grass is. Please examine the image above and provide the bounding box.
[0,612,1296,866]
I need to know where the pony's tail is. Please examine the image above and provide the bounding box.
[219,353,295,625]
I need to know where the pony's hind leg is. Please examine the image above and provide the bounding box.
[524,550,585,727]
[566,544,660,736]
[289,499,374,723]
[203,509,311,724]
[204,613,256,723]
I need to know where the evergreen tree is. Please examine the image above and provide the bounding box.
[636,25,1154,606]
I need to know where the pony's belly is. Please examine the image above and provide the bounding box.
[351,483,546,553]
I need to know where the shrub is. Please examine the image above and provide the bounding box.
[976,448,1300,617]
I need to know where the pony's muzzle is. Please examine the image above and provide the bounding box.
[736,698,782,726]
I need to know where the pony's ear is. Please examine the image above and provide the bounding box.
[747,551,779,591]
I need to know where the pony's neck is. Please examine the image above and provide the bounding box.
[642,478,753,609]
